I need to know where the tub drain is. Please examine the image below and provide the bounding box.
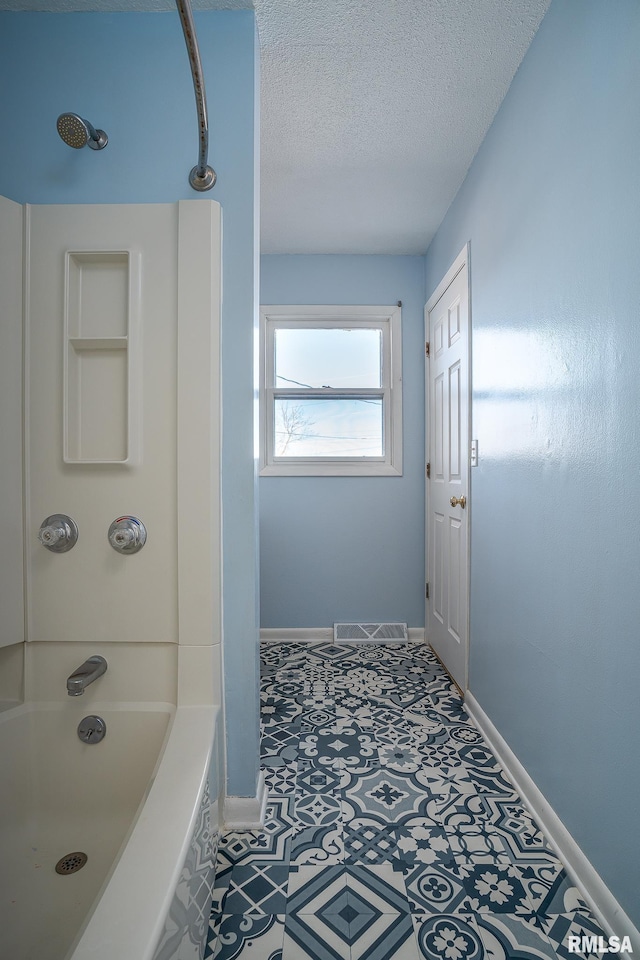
[55,852,88,875]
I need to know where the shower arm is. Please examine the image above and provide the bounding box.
[175,0,217,191]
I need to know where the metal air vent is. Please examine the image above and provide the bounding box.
[333,622,408,643]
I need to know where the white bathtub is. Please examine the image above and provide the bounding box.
[0,699,218,960]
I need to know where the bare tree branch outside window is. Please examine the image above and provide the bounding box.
[276,402,317,455]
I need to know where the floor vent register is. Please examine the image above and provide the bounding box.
[333,622,408,643]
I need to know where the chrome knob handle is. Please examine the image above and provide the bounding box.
[450,496,467,509]
[38,514,78,552]
[113,528,134,547]
[108,516,147,554]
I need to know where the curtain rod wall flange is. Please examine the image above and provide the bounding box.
[176,0,217,191]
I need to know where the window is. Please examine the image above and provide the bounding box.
[259,305,402,476]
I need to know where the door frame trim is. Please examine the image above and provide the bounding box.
[425,244,470,315]
[425,242,471,693]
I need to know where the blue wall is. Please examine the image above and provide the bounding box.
[425,0,640,924]
[260,255,426,629]
[0,10,260,797]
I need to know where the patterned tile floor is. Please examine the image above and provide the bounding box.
[205,641,606,960]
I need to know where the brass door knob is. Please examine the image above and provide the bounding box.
[450,496,467,508]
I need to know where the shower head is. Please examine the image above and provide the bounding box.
[56,113,108,150]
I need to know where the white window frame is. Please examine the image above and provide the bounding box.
[259,304,403,477]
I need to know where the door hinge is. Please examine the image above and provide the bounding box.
[425,582,430,600]
[426,461,431,479]
[425,341,430,357]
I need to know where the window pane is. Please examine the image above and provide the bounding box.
[274,328,381,388]
[274,397,383,457]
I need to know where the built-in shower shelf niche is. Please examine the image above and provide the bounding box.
[64,250,141,465]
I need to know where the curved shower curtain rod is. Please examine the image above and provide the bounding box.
[176,0,217,191]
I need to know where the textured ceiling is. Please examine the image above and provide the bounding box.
[0,1,251,8]
[0,0,551,254]
[258,0,551,254]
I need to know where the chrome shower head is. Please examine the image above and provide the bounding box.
[56,113,108,150]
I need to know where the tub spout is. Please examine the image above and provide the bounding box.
[67,656,107,696]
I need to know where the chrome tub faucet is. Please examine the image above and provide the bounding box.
[67,656,108,696]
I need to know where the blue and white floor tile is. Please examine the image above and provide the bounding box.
[206,913,285,960]
[474,912,562,960]
[413,914,485,960]
[205,641,604,959]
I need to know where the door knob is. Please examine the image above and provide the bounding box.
[450,496,467,508]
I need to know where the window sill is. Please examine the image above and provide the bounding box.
[259,461,403,477]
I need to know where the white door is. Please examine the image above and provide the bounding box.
[425,246,470,691]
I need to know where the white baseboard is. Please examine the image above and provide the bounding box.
[465,692,640,949]
[222,770,268,830]
[260,627,333,642]
[260,627,425,642]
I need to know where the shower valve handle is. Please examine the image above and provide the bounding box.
[38,514,79,552]
[108,516,147,554]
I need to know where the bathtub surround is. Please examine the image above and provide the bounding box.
[25,201,222,654]
[24,642,178,704]
[0,195,26,707]
[0,196,225,958]
[24,213,214,644]
[0,195,24,656]
[0,644,23,709]
[424,0,640,929]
